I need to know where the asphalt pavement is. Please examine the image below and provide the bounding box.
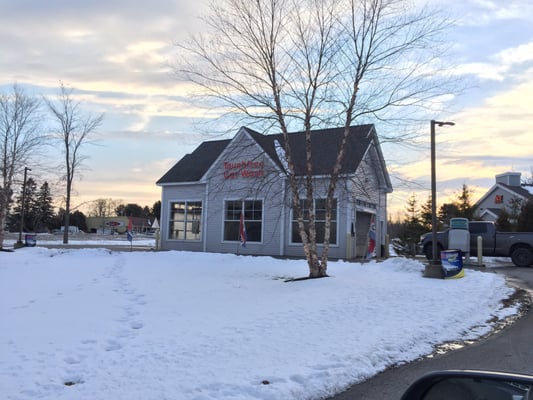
[328,266,533,400]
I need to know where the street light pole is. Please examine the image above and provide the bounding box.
[424,120,454,278]
[16,167,32,247]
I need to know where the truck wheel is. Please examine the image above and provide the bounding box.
[511,247,533,267]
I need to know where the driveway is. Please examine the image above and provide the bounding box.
[328,266,533,400]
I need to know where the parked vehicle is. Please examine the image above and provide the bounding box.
[418,221,533,267]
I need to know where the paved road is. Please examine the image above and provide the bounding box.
[328,266,533,400]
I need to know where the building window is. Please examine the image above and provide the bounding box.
[168,201,202,240]
[224,200,262,242]
[291,198,337,244]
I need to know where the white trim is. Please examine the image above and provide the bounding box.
[280,179,286,256]
[167,199,204,242]
[203,185,209,252]
[220,197,265,245]
[157,181,200,187]
[288,197,340,247]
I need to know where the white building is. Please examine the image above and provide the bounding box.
[475,172,533,222]
[156,125,392,259]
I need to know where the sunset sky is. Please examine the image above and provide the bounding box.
[1,0,532,218]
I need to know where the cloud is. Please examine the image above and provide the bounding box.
[449,0,533,26]
[452,41,533,82]
[0,0,204,91]
[388,67,533,217]
[2,0,531,219]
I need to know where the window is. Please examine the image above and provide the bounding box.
[291,198,337,244]
[469,222,487,235]
[224,200,262,242]
[168,201,202,240]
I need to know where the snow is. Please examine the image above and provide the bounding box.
[0,244,518,400]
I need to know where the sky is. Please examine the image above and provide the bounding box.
[0,0,532,217]
[0,242,520,399]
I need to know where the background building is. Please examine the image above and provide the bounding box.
[86,216,154,234]
[157,125,392,259]
[475,172,533,222]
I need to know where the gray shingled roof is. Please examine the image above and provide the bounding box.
[500,183,533,201]
[157,125,376,184]
[156,139,230,184]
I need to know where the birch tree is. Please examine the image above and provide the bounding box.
[44,83,103,244]
[176,0,451,277]
[0,84,43,249]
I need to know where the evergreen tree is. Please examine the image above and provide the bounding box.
[51,208,87,232]
[508,197,523,226]
[142,206,151,218]
[399,193,425,255]
[116,203,144,217]
[420,195,433,231]
[10,177,38,232]
[127,203,143,217]
[152,200,161,220]
[454,184,475,220]
[438,203,460,226]
[496,209,513,231]
[517,200,533,232]
[405,193,419,225]
[34,182,55,232]
[70,210,87,232]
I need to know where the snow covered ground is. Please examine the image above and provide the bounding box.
[0,242,519,400]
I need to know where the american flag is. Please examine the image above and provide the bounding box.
[127,218,133,243]
[239,212,247,247]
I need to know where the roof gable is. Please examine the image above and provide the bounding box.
[156,124,388,185]
[475,182,533,207]
[501,183,533,201]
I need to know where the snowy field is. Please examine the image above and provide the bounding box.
[0,243,519,400]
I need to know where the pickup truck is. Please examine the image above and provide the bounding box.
[418,221,533,267]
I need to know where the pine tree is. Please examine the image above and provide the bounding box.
[34,182,55,232]
[438,203,460,227]
[10,177,38,232]
[517,200,533,232]
[454,184,475,220]
[399,193,426,255]
[496,209,513,232]
[508,197,523,226]
[405,193,420,226]
[152,201,161,220]
[420,195,433,231]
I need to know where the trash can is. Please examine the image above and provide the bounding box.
[440,249,464,279]
[24,234,36,247]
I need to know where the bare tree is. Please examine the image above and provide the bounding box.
[88,198,119,233]
[0,84,43,249]
[176,0,452,277]
[44,83,104,244]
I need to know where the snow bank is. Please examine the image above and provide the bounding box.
[0,249,516,400]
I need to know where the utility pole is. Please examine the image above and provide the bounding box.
[15,167,31,248]
[424,120,454,278]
